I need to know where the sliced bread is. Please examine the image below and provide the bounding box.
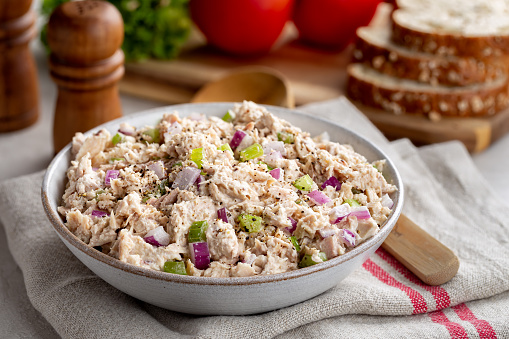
[346,63,509,117]
[391,1,509,57]
[353,26,507,86]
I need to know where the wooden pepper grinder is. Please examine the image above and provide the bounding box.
[0,0,39,132]
[48,0,124,152]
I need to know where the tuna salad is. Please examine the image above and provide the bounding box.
[58,101,397,277]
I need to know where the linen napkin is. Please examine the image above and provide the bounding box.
[1,97,509,338]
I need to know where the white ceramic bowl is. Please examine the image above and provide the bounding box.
[42,103,404,315]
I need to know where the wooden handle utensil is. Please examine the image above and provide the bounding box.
[382,213,459,285]
[191,66,295,108]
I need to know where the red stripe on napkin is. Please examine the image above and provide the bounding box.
[452,303,497,339]
[362,258,427,314]
[375,248,451,310]
[428,310,469,339]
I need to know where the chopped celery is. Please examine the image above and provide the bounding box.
[218,143,233,153]
[163,261,187,275]
[141,179,169,203]
[190,148,204,168]
[222,110,235,122]
[298,252,327,268]
[173,161,182,167]
[158,179,169,195]
[109,157,125,163]
[142,191,158,203]
[143,128,160,143]
[240,143,263,162]
[112,133,122,145]
[295,199,309,207]
[95,190,105,201]
[290,236,301,252]
[257,161,273,170]
[238,214,264,233]
[277,131,295,144]
[188,220,209,243]
[345,198,361,207]
[293,174,314,191]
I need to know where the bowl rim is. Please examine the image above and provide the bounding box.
[41,102,404,286]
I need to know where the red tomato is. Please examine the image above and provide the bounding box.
[292,0,382,50]
[189,0,294,55]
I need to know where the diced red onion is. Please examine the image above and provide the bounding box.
[190,241,210,270]
[242,253,256,265]
[342,229,356,247]
[147,161,165,179]
[217,207,230,223]
[92,167,99,172]
[381,194,394,209]
[172,167,201,190]
[287,217,297,234]
[237,134,253,151]
[329,203,350,224]
[307,190,331,205]
[269,168,281,180]
[349,206,371,220]
[144,226,170,247]
[163,121,182,142]
[104,170,119,187]
[321,176,342,191]
[118,124,135,136]
[195,174,205,187]
[188,113,205,121]
[91,210,108,218]
[230,130,246,149]
[144,237,160,247]
[263,141,286,156]
[318,227,336,238]
[264,150,282,164]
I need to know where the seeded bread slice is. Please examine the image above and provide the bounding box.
[353,26,507,87]
[346,63,509,117]
[391,2,509,57]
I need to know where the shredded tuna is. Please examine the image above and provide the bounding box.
[58,101,396,276]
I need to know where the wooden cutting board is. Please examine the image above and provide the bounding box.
[119,12,509,153]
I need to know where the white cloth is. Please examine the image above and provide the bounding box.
[1,97,508,338]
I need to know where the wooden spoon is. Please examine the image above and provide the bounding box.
[191,68,459,285]
[381,214,459,285]
[192,66,295,109]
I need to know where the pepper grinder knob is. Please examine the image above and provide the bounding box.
[48,0,124,153]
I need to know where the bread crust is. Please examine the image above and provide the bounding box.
[353,27,507,87]
[346,64,509,117]
[391,10,509,58]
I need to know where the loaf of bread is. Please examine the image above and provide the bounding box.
[347,63,509,117]
[346,1,509,119]
[353,26,506,86]
[391,0,509,57]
